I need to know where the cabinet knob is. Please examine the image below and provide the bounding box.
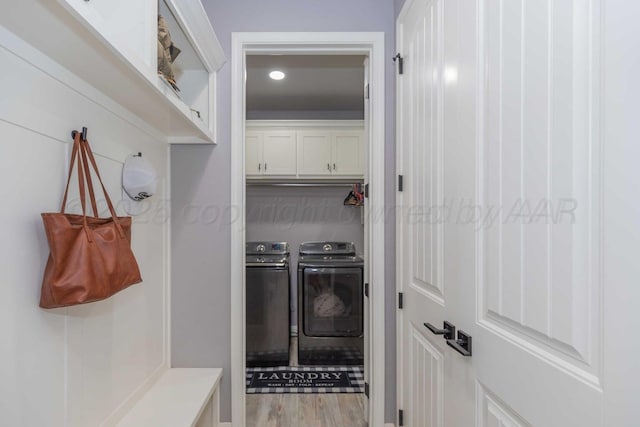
[258,163,261,171]
[333,163,336,170]
[327,163,331,171]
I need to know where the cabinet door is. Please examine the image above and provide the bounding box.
[262,131,297,175]
[297,131,333,176]
[333,130,363,176]
[245,131,264,176]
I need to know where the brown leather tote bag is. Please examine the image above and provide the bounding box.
[39,134,142,308]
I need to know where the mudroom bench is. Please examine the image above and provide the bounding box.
[115,368,223,427]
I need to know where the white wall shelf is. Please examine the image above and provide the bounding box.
[1,0,225,144]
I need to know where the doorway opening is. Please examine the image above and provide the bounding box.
[230,33,385,427]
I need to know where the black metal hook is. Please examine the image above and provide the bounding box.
[392,53,404,75]
[71,127,88,141]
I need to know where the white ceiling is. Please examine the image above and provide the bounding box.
[246,55,366,112]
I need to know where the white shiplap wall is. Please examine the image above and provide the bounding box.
[0,25,169,427]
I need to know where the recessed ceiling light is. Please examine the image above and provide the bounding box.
[269,70,285,80]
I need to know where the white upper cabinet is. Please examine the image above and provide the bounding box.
[246,121,364,180]
[246,130,297,177]
[0,0,226,143]
[298,130,363,176]
[262,131,297,176]
[297,131,333,175]
[245,131,264,176]
[332,130,363,176]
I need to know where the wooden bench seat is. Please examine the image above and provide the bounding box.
[115,368,222,427]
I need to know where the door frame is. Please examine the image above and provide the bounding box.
[230,32,386,427]
[395,1,409,419]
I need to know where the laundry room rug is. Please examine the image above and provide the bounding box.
[246,366,364,394]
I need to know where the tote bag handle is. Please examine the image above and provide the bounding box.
[59,133,125,239]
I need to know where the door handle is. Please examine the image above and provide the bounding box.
[333,163,336,170]
[424,321,456,340]
[265,163,268,171]
[258,163,261,171]
[327,163,331,171]
[446,330,472,357]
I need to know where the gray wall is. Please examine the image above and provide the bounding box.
[395,0,407,17]
[246,186,365,330]
[171,0,396,422]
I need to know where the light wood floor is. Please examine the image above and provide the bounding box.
[246,394,367,427]
[246,337,367,427]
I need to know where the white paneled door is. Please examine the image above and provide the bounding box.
[397,0,639,425]
[397,0,476,425]
[397,0,445,424]
[362,56,371,423]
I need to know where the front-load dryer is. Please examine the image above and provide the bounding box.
[297,241,364,365]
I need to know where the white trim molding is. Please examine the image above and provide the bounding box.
[395,1,408,423]
[246,119,364,128]
[231,32,386,427]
